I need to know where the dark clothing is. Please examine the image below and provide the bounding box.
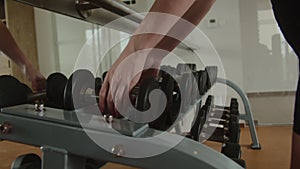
[271,0,300,134]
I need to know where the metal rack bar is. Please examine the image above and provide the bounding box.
[216,78,261,149]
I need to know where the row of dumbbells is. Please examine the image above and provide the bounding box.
[0,70,102,110]
[188,95,246,168]
[132,64,218,130]
[0,63,217,128]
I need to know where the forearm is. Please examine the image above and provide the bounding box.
[129,0,215,55]
[0,22,31,70]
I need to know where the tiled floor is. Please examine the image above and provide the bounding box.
[0,126,293,169]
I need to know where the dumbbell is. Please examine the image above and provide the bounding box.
[0,74,68,109]
[206,115,240,144]
[232,159,246,168]
[205,66,218,90]
[201,103,240,143]
[205,95,239,117]
[197,70,208,95]
[173,64,197,111]
[221,142,242,159]
[132,69,178,131]
[0,75,32,108]
[63,69,103,111]
[189,106,207,141]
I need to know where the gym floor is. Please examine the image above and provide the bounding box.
[0,126,292,169]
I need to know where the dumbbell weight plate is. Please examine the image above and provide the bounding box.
[135,77,160,111]
[221,142,241,159]
[95,77,102,103]
[149,72,176,131]
[190,107,206,141]
[228,115,240,144]
[46,72,68,108]
[176,63,196,75]
[205,66,218,90]
[64,69,95,110]
[198,70,208,95]
[232,159,246,168]
[0,75,30,108]
[179,73,193,112]
[102,71,108,81]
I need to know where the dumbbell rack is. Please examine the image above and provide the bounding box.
[0,104,244,169]
[217,78,261,149]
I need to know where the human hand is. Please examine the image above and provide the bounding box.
[99,48,163,118]
[25,65,46,91]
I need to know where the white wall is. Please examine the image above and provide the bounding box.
[199,0,244,88]
[240,0,298,92]
[34,8,59,77]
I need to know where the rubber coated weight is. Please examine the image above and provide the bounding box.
[176,63,196,74]
[232,159,246,168]
[0,75,29,108]
[191,71,200,104]
[102,71,108,81]
[20,83,33,95]
[135,77,160,112]
[95,77,102,103]
[190,107,206,141]
[179,73,193,112]
[46,72,68,108]
[11,153,41,169]
[205,66,218,90]
[228,115,240,143]
[149,71,176,130]
[64,69,95,110]
[221,142,241,159]
[198,70,208,95]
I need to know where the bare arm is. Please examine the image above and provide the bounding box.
[0,21,45,91]
[100,0,215,116]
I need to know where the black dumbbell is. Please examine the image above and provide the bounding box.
[0,75,32,108]
[47,72,101,110]
[26,73,69,105]
[64,69,102,111]
[159,65,193,113]
[197,70,208,95]
[0,73,71,109]
[189,106,207,141]
[205,95,239,116]
[102,71,108,81]
[205,114,240,143]
[205,66,218,90]
[232,159,246,168]
[176,63,197,74]
[45,72,68,109]
[200,101,241,143]
[221,142,242,159]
